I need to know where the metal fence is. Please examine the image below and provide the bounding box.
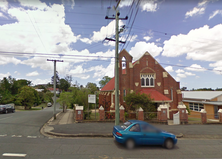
[144,112,157,120]
[188,113,219,123]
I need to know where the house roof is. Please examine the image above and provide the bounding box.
[139,88,172,102]
[47,88,60,91]
[100,77,115,91]
[183,99,222,106]
[182,91,222,100]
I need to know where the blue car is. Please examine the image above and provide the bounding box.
[113,120,177,149]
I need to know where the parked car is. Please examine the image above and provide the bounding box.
[0,104,15,114]
[0,105,7,114]
[113,120,177,149]
[47,102,52,107]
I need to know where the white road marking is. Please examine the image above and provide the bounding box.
[27,136,37,138]
[2,153,27,157]
[12,135,22,138]
[0,134,7,137]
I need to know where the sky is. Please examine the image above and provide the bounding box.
[0,0,222,90]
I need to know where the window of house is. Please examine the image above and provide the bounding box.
[140,74,155,87]
[189,103,204,112]
[123,89,126,102]
[122,57,126,74]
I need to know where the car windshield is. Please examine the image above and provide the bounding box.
[121,121,132,129]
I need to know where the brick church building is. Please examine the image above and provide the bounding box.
[99,49,182,119]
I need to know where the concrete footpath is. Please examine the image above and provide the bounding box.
[41,109,222,139]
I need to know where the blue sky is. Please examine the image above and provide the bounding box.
[0,0,222,90]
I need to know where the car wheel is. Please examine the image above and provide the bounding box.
[126,139,135,149]
[165,138,174,149]
[12,110,15,113]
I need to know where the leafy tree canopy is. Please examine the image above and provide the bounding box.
[99,76,112,88]
[16,86,36,109]
[59,78,70,91]
[86,82,98,94]
[124,91,155,112]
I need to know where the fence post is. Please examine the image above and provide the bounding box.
[138,107,144,121]
[99,106,105,121]
[200,109,207,124]
[119,105,125,123]
[157,107,161,121]
[218,109,222,123]
[75,106,83,122]
[177,104,188,124]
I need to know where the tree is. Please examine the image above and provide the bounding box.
[57,91,73,112]
[44,91,54,103]
[86,82,98,94]
[99,76,112,88]
[65,75,72,85]
[124,91,155,113]
[16,86,36,109]
[51,71,60,88]
[59,78,70,91]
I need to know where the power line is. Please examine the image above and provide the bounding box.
[0,51,115,59]
[121,0,140,51]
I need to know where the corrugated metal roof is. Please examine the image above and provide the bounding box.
[183,100,222,106]
[182,91,222,100]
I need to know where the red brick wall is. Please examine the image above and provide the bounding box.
[99,50,182,112]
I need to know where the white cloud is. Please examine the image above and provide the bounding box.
[185,72,195,76]
[0,0,8,12]
[185,7,205,18]
[141,0,158,12]
[31,78,50,85]
[185,0,209,18]
[165,66,174,72]
[129,42,163,61]
[119,0,134,8]
[62,0,75,9]
[177,73,186,78]
[80,20,124,45]
[68,65,90,80]
[185,64,206,72]
[175,69,185,74]
[0,72,10,79]
[143,36,152,41]
[119,0,159,12]
[26,71,39,77]
[0,2,80,67]
[162,24,222,67]
[209,61,222,74]
[175,69,195,82]
[198,0,208,7]
[14,71,20,75]
[0,55,21,65]
[209,10,222,20]
[86,58,115,79]
[156,38,161,42]
[0,12,7,19]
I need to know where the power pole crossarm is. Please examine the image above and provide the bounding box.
[47,59,63,120]
[104,1,127,125]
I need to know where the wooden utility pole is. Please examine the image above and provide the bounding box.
[47,59,63,119]
[105,0,128,125]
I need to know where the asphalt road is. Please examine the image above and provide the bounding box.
[0,137,222,159]
[0,103,61,137]
[1,105,222,158]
